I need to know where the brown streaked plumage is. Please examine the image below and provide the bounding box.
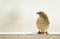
[36,11,50,34]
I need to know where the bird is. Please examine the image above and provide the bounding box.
[36,11,50,34]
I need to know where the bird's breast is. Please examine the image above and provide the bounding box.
[36,17,49,26]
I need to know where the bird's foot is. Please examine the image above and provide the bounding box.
[38,31,44,34]
[38,31,48,34]
[45,31,48,34]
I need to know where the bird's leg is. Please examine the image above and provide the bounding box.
[45,31,48,34]
[38,31,48,34]
[38,31,44,34]
[38,31,40,34]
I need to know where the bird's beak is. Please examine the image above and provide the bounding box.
[36,12,39,14]
[36,12,40,14]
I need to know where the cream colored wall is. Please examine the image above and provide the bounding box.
[0,0,60,33]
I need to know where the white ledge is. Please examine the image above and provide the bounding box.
[0,32,60,34]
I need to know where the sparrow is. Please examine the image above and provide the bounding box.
[36,11,50,34]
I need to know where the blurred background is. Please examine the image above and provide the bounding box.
[0,0,60,34]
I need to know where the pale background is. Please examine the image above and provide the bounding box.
[0,0,60,33]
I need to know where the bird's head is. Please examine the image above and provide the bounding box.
[36,11,48,20]
[36,11,45,16]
